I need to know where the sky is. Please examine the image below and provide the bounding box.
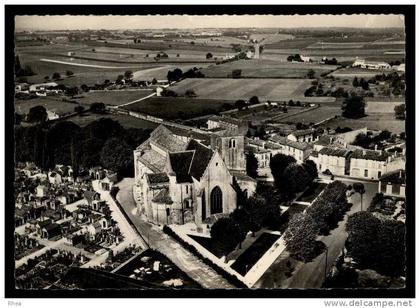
[15,14,405,31]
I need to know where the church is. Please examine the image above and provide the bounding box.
[133,124,256,226]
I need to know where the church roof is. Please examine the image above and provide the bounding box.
[186,139,214,180]
[146,173,169,185]
[168,151,194,183]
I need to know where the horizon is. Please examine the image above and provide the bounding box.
[15,14,405,31]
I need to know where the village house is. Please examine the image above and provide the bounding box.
[378,169,406,198]
[36,185,48,198]
[349,149,390,180]
[314,147,353,176]
[133,124,255,227]
[207,115,248,132]
[99,172,117,191]
[28,82,58,93]
[48,171,62,185]
[269,135,313,164]
[41,223,62,240]
[287,129,317,143]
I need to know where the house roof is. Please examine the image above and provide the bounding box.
[319,147,352,158]
[208,115,244,126]
[315,135,334,146]
[146,173,169,185]
[163,124,210,144]
[270,135,312,151]
[152,188,173,204]
[290,129,314,138]
[230,171,257,183]
[186,139,214,180]
[84,190,99,203]
[168,151,194,183]
[380,170,406,185]
[43,223,60,232]
[351,149,389,162]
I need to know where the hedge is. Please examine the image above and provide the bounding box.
[162,225,248,288]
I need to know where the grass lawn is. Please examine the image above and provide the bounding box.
[201,59,337,79]
[296,182,327,203]
[169,78,312,101]
[231,233,281,276]
[67,112,159,129]
[125,97,234,120]
[72,90,154,106]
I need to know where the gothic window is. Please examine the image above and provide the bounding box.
[210,186,223,214]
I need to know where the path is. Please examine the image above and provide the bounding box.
[116,92,156,108]
[254,180,378,288]
[115,178,234,289]
[39,58,133,69]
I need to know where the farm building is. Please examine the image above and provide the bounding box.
[352,59,391,70]
[29,82,58,93]
[287,129,317,143]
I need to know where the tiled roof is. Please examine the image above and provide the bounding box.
[230,171,257,183]
[164,124,211,144]
[168,151,194,183]
[319,147,352,158]
[186,139,214,180]
[315,135,334,146]
[146,173,169,185]
[380,170,406,185]
[208,115,244,126]
[270,135,312,151]
[351,149,389,162]
[152,188,173,204]
[149,125,188,153]
[291,129,314,137]
[138,149,166,173]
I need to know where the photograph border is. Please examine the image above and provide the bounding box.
[4,4,415,298]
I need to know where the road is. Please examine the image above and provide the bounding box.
[115,178,235,289]
[255,180,379,288]
[39,58,134,69]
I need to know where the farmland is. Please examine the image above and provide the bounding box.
[320,114,405,134]
[201,59,338,78]
[168,78,313,101]
[15,96,80,116]
[72,89,154,106]
[124,97,234,120]
[67,112,159,129]
[277,105,342,125]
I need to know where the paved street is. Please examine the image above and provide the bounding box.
[115,178,235,289]
[255,180,379,288]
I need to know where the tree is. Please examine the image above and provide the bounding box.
[52,72,61,80]
[353,182,366,211]
[74,105,85,114]
[210,217,246,256]
[270,153,296,191]
[249,96,260,105]
[27,105,47,123]
[124,70,133,80]
[100,138,133,176]
[352,77,359,88]
[116,74,124,84]
[342,95,366,119]
[307,69,316,79]
[232,69,242,79]
[80,84,90,92]
[90,102,106,114]
[284,213,319,262]
[234,99,246,111]
[66,70,74,77]
[303,159,318,180]
[245,152,258,179]
[184,89,197,97]
[65,86,79,98]
[394,104,406,120]
[282,163,311,197]
[346,212,405,277]
[206,52,213,59]
[44,76,50,81]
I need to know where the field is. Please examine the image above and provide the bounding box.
[67,112,159,129]
[72,89,154,106]
[320,114,405,134]
[201,59,338,78]
[125,97,234,120]
[329,67,395,78]
[366,100,405,114]
[169,78,312,101]
[15,96,79,116]
[276,105,342,125]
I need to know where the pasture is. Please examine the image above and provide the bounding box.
[329,67,395,78]
[169,78,312,101]
[201,59,338,78]
[277,105,342,125]
[67,112,159,129]
[124,97,234,120]
[365,99,405,114]
[71,89,155,106]
[320,114,405,134]
[15,96,79,116]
